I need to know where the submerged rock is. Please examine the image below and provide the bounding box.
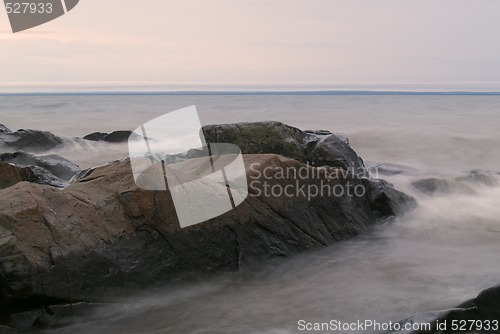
[83,131,141,143]
[412,170,498,195]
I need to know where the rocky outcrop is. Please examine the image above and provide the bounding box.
[202,122,366,172]
[0,154,414,324]
[383,284,500,334]
[0,127,63,153]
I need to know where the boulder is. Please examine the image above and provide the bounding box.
[0,152,80,181]
[202,122,366,172]
[0,154,414,323]
[0,129,63,153]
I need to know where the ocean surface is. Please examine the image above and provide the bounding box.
[1,93,500,333]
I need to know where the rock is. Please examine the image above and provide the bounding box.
[364,179,416,219]
[460,170,499,187]
[412,178,458,195]
[0,154,413,321]
[0,162,38,189]
[366,162,419,177]
[412,171,498,195]
[83,131,142,143]
[305,130,350,145]
[0,124,11,133]
[0,129,63,153]
[383,284,500,334]
[0,152,80,181]
[202,122,366,172]
[83,132,108,142]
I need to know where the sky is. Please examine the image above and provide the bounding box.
[1,0,500,90]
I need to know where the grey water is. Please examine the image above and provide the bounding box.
[1,94,500,333]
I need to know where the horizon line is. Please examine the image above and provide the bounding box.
[2,90,500,96]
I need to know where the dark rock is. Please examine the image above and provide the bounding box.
[475,284,500,323]
[0,124,11,133]
[83,132,108,141]
[105,131,141,143]
[364,179,416,219]
[367,162,419,177]
[0,152,80,181]
[412,171,498,196]
[383,284,500,334]
[412,178,457,195]
[305,130,350,145]
[0,162,38,189]
[83,131,142,143]
[0,154,413,321]
[0,129,63,153]
[202,122,366,172]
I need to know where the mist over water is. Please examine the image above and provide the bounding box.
[1,94,500,333]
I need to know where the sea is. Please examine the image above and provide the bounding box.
[1,92,500,333]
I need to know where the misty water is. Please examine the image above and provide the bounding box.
[1,94,500,333]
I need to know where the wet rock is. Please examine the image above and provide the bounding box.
[0,129,63,153]
[83,131,142,143]
[83,132,107,142]
[383,284,500,334]
[412,171,498,195]
[364,179,416,219]
[0,154,413,320]
[202,122,366,172]
[366,162,420,177]
[0,162,38,189]
[0,124,11,133]
[0,152,80,181]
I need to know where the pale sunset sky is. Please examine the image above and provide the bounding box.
[1,0,500,91]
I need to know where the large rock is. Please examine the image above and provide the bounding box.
[0,154,414,324]
[202,122,366,172]
[0,128,63,153]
